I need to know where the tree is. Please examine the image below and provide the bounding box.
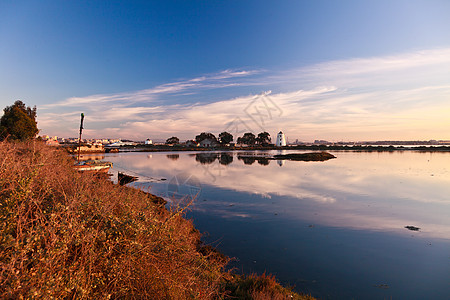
[0,100,38,141]
[218,131,233,145]
[165,136,180,145]
[256,132,271,145]
[195,132,217,143]
[238,132,256,145]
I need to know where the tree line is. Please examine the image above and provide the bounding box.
[165,131,272,146]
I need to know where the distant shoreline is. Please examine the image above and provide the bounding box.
[111,144,450,153]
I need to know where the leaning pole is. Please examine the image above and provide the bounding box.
[77,113,84,163]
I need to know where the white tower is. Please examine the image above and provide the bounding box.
[276,131,286,147]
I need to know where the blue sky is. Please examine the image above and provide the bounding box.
[1,0,449,141]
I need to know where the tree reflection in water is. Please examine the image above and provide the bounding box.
[257,157,270,165]
[219,153,233,165]
[238,155,256,165]
[195,153,218,164]
[166,154,180,161]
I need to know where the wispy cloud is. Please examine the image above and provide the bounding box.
[38,48,450,141]
[42,69,262,108]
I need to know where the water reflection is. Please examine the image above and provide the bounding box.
[219,153,233,165]
[237,153,271,166]
[106,150,450,240]
[167,172,201,202]
[195,152,235,166]
[166,154,179,161]
[106,150,450,298]
[78,154,105,161]
[237,155,256,165]
[257,157,270,166]
[195,153,218,164]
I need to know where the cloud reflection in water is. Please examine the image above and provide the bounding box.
[108,150,450,240]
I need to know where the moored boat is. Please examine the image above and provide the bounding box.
[74,160,112,172]
[73,113,113,173]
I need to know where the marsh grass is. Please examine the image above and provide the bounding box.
[0,141,314,299]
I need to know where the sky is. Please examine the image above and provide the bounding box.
[1,0,449,142]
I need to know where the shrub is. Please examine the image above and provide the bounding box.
[0,101,38,141]
[221,273,315,300]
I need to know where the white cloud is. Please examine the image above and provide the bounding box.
[41,68,262,109]
[38,48,450,141]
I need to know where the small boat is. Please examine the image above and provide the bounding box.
[74,160,113,173]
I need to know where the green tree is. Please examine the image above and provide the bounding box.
[218,131,233,145]
[0,100,38,141]
[165,136,180,145]
[195,132,217,143]
[256,132,271,145]
[238,132,256,145]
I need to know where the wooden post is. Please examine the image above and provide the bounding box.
[77,113,84,162]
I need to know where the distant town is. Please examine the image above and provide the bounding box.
[40,134,450,148]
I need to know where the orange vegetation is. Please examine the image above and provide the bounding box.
[0,141,314,299]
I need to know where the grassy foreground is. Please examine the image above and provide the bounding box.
[0,141,314,299]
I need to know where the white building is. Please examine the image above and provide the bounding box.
[145,139,153,145]
[276,131,286,147]
[199,138,219,148]
[185,140,198,147]
[277,159,285,167]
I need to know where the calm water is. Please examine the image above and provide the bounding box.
[104,150,450,299]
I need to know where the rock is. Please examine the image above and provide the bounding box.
[405,225,420,231]
[272,151,336,161]
[118,172,138,185]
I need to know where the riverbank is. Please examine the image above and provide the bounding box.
[0,140,314,299]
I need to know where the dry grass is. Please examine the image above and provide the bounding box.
[221,273,315,300]
[0,141,227,299]
[0,140,315,299]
